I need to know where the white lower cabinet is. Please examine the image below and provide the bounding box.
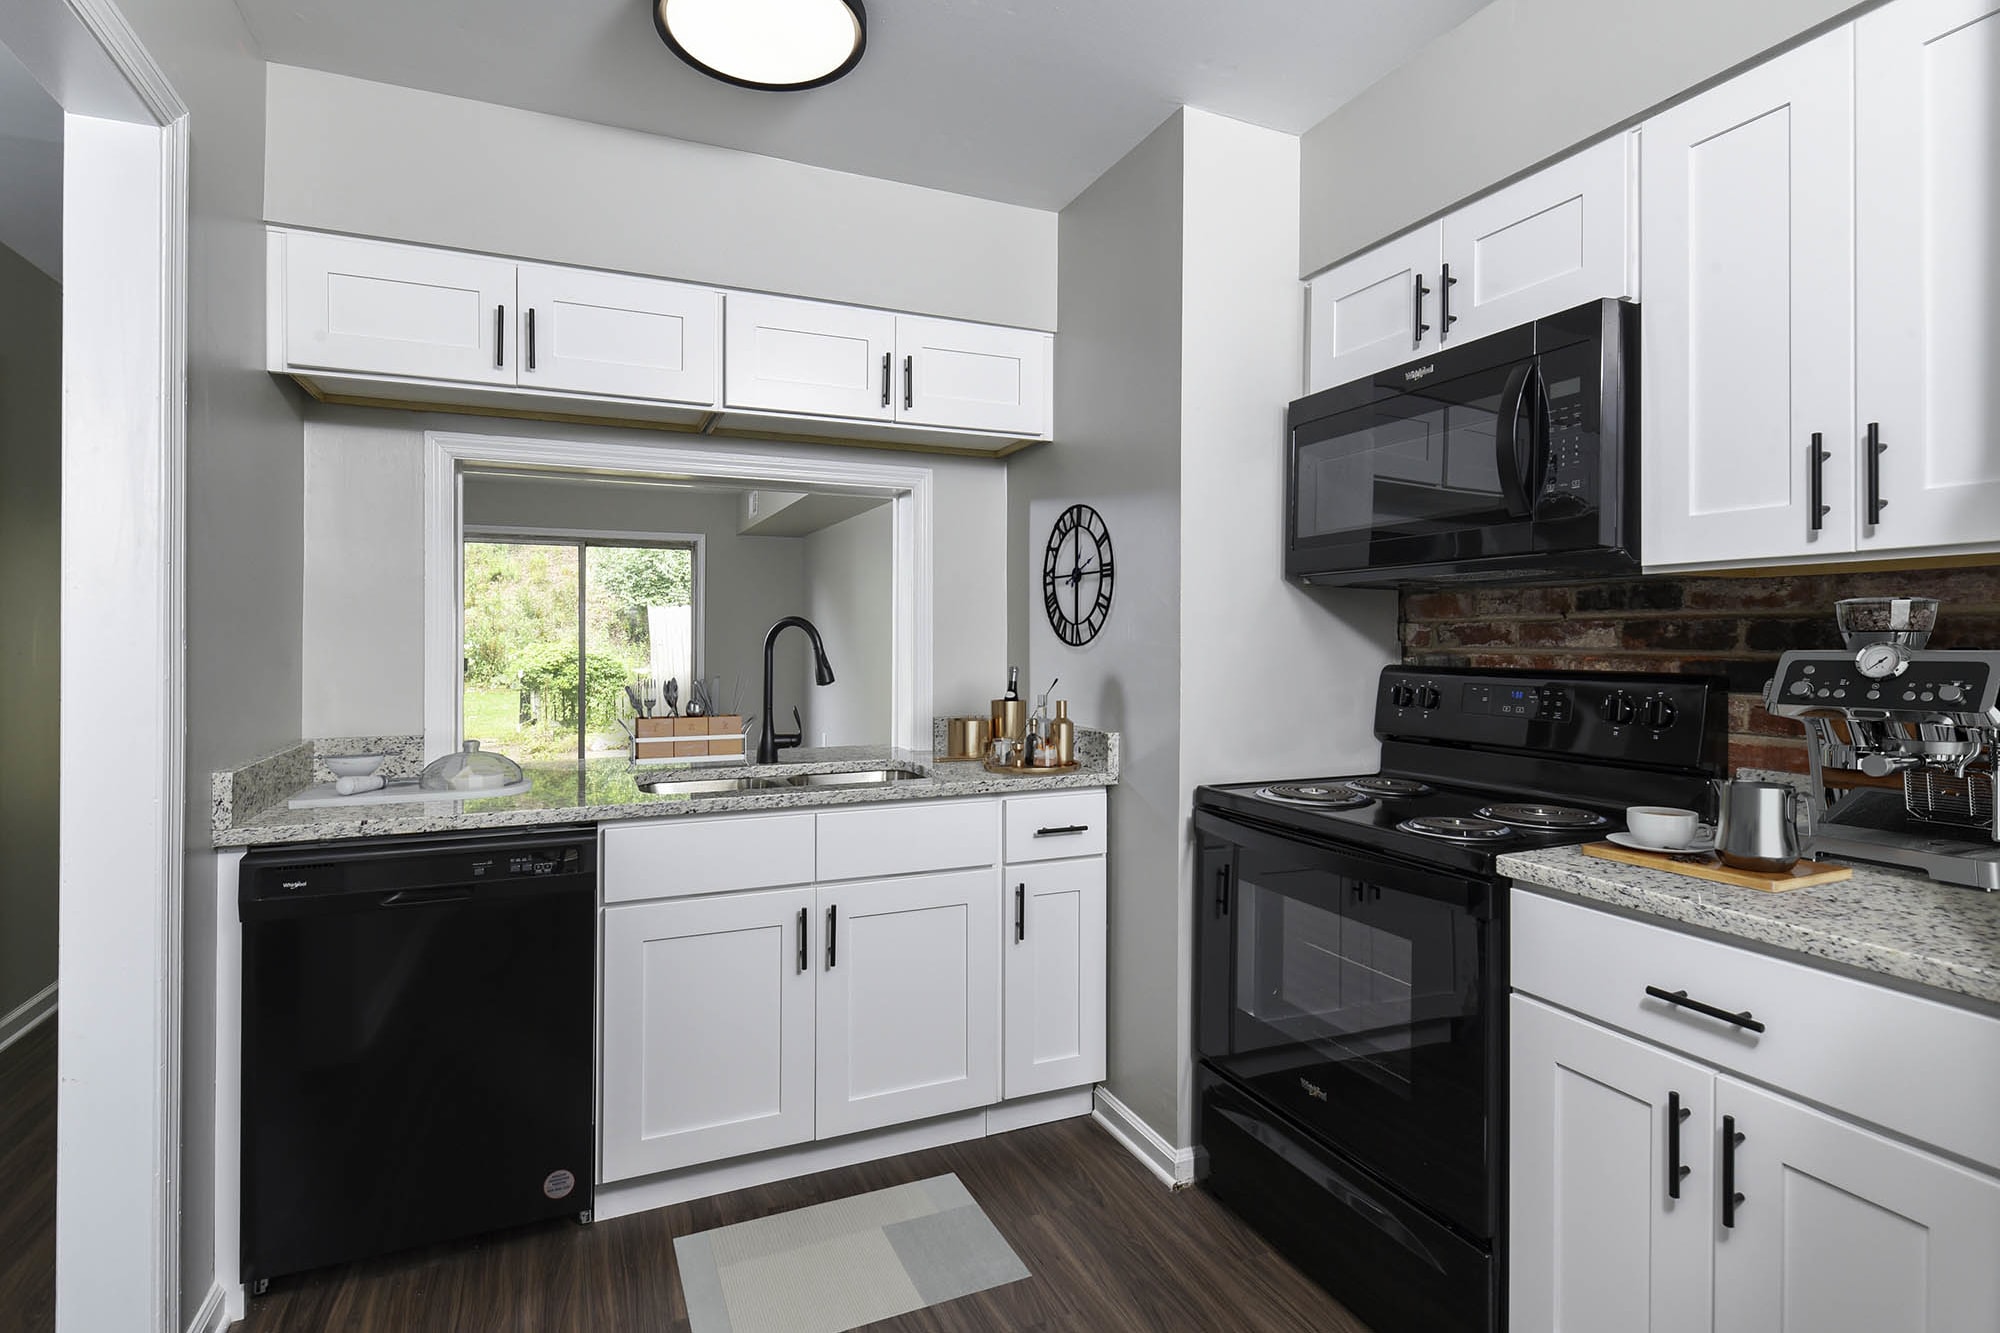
[600,888,817,1182]
[816,869,1002,1139]
[1003,858,1107,1099]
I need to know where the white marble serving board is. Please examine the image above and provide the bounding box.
[288,778,533,809]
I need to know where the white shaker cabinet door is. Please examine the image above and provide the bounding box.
[1640,27,1856,567]
[1510,997,1714,1333]
[894,316,1051,437]
[600,889,817,1182]
[816,869,1000,1140]
[1856,0,2000,553]
[723,292,897,422]
[515,263,720,405]
[1305,225,1443,393]
[1713,1077,2000,1333]
[1001,857,1106,1100]
[282,231,517,386]
[1440,133,1636,348]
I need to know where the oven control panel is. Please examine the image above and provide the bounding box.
[1376,667,1727,769]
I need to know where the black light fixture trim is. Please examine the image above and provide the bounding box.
[654,0,868,93]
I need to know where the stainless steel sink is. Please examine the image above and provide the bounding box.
[783,769,927,788]
[637,776,791,796]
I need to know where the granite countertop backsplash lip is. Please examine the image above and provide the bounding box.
[214,731,1119,849]
[1499,844,2000,1008]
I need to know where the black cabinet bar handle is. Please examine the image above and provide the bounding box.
[1439,262,1459,343]
[1015,884,1026,942]
[1036,824,1089,837]
[796,906,807,973]
[495,304,506,368]
[1645,985,1766,1034]
[1808,432,1829,532]
[526,307,537,371]
[880,352,891,407]
[826,905,837,969]
[1215,865,1231,917]
[1722,1114,1746,1228]
[1866,421,1887,525]
[1668,1090,1692,1200]
[903,355,914,409]
[1412,273,1432,348]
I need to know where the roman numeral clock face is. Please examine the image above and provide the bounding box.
[1043,504,1114,647]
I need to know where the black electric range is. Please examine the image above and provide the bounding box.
[1192,665,1728,1333]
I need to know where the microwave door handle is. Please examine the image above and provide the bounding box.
[1493,361,1536,518]
[1525,364,1552,506]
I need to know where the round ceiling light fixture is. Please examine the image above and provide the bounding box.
[655,0,867,92]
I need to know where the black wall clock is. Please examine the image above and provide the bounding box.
[1043,503,1114,646]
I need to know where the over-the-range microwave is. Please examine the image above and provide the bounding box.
[1287,298,1640,588]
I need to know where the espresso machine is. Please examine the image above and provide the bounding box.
[1765,597,2000,890]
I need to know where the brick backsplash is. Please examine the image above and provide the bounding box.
[1400,566,2000,773]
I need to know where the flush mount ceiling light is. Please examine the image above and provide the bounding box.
[655,0,867,91]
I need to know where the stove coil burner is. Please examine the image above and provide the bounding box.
[1344,776,1436,799]
[1475,803,1609,830]
[1398,815,1517,842]
[1258,783,1374,810]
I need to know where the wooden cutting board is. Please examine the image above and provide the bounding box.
[1581,840,1853,891]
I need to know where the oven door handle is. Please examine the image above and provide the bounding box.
[1193,808,1491,914]
[1493,360,1539,519]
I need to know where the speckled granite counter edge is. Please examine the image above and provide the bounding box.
[1498,846,2000,1008]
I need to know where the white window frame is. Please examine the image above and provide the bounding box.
[458,526,708,758]
[423,430,934,758]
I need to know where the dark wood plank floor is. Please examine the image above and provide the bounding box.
[242,1114,1371,1332]
[0,1021,56,1333]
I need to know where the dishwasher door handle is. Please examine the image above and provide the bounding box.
[379,888,474,908]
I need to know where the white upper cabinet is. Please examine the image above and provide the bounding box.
[515,263,720,405]
[1002,857,1107,1100]
[1641,27,1856,567]
[1440,134,1636,348]
[1304,136,1634,393]
[723,292,898,422]
[1713,1077,2000,1333]
[1855,0,2000,552]
[1305,227,1443,392]
[280,231,518,386]
[895,315,1051,436]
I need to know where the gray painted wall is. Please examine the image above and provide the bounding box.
[299,406,1007,738]
[102,0,310,1319]
[1010,112,1188,1142]
[0,239,58,1026]
[1299,0,1870,274]
[803,503,895,747]
[458,473,812,730]
[264,65,1059,331]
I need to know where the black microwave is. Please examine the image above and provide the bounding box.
[1287,298,1639,588]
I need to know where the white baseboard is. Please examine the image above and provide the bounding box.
[184,1281,227,1333]
[0,981,56,1056]
[1091,1086,1197,1189]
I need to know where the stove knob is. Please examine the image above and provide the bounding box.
[1419,685,1442,711]
[1389,683,1417,708]
[1641,696,1678,729]
[1600,691,1637,726]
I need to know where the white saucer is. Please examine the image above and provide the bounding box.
[1607,829,1717,856]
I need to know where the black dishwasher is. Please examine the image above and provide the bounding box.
[240,827,597,1291]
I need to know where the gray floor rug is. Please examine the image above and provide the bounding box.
[673,1173,1030,1333]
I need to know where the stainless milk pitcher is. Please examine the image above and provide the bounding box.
[1712,779,1807,873]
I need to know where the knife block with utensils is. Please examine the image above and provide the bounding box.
[634,715,745,762]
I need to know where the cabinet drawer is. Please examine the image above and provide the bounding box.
[1003,791,1107,863]
[816,800,999,881]
[602,814,816,903]
[1512,889,2000,1170]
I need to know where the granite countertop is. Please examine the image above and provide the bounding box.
[213,733,1119,848]
[1498,845,2000,1008]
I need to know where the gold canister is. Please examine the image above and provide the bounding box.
[991,698,1028,744]
[945,716,992,760]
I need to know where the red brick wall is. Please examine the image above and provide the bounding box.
[1400,567,2000,773]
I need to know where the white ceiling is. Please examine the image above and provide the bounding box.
[236,0,1492,210]
[0,41,61,280]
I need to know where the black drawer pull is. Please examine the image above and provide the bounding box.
[826,905,837,969]
[495,304,506,368]
[1722,1114,1746,1228]
[1668,1090,1692,1200]
[796,906,807,973]
[1015,883,1026,942]
[1645,985,1765,1034]
[1036,824,1089,837]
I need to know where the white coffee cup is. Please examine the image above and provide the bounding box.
[1626,806,1701,848]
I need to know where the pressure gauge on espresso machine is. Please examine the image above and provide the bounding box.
[1856,642,1912,679]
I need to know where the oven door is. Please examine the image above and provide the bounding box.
[1195,809,1500,1237]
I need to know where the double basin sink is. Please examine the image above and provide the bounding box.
[638,768,926,798]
